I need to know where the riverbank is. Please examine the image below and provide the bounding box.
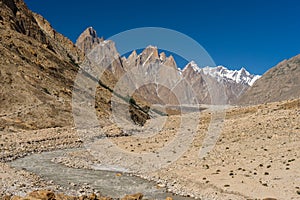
[3,189,144,200]
[0,127,82,197]
[9,149,193,200]
[0,127,191,200]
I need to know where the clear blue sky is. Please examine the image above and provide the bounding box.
[24,0,300,75]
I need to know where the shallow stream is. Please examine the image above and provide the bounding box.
[10,149,193,200]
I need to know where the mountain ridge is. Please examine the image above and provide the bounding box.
[182,61,261,86]
[76,27,261,105]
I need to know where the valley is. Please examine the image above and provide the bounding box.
[0,0,299,200]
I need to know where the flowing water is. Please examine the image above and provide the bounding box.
[9,149,193,200]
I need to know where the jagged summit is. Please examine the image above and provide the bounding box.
[159,52,166,62]
[76,27,104,54]
[75,27,262,104]
[83,27,98,38]
[127,50,138,65]
[164,55,177,69]
[140,45,159,61]
[183,61,201,72]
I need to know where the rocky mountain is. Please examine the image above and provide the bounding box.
[78,38,186,110]
[238,54,300,105]
[0,0,148,131]
[76,27,103,55]
[123,46,188,106]
[182,61,261,104]
[201,65,260,86]
[77,28,260,106]
[0,0,84,130]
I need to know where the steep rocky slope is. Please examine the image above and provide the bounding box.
[238,54,300,105]
[0,0,148,131]
[0,0,82,130]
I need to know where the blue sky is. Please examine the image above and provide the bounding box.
[24,0,300,75]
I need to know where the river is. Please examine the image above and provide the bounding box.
[9,149,194,200]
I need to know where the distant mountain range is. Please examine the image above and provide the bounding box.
[76,27,261,105]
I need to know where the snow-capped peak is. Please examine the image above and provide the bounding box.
[202,65,260,86]
[183,61,261,86]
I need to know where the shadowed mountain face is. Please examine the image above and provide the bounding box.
[238,54,300,105]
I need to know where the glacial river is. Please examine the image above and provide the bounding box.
[9,149,193,200]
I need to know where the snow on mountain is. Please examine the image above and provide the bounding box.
[183,61,261,86]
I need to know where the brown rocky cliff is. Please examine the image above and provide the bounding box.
[0,0,83,64]
[0,0,113,130]
[0,0,46,42]
[182,63,211,104]
[33,13,84,63]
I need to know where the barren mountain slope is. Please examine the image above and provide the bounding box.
[238,54,300,105]
[0,0,148,131]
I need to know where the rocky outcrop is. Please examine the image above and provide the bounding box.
[0,0,83,64]
[238,54,300,105]
[0,0,46,43]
